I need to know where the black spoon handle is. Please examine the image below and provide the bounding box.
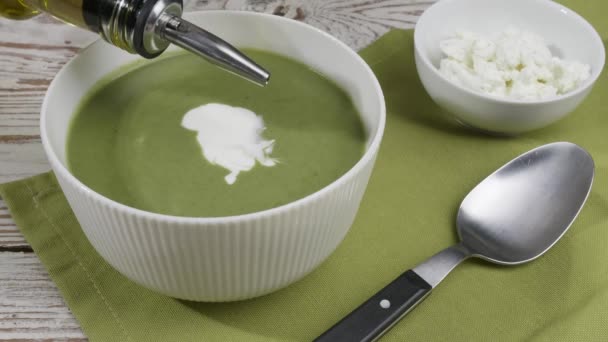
[314,270,431,342]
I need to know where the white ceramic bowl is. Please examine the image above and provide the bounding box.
[40,11,385,301]
[414,0,605,134]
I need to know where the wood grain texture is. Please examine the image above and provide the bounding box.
[0,0,431,339]
[0,253,85,340]
[0,200,32,251]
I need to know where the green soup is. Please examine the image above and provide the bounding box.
[67,50,366,217]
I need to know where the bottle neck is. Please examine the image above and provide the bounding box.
[8,0,181,57]
[85,0,137,52]
[83,0,182,57]
[2,0,269,85]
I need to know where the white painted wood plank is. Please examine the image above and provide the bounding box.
[0,200,28,249]
[0,252,86,340]
[0,139,50,184]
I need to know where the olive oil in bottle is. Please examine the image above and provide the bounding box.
[1,0,39,20]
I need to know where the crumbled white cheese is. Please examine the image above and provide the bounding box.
[438,28,591,100]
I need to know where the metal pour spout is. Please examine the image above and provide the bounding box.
[156,14,270,86]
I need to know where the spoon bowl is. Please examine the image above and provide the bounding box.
[458,142,595,264]
[317,142,594,342]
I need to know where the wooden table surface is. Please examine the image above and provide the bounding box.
[0,0,431,339]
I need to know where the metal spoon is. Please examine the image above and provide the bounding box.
[315,142,594,342]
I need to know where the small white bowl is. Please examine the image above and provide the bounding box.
[40,11,385,301]
[414,0,605,134]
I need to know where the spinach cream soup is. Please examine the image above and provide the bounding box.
[67,50,366,217]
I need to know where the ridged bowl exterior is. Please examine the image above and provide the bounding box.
[41,11,385,301]
[52,155,375,301]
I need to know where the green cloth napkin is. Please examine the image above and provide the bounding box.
[2,2,608,340]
